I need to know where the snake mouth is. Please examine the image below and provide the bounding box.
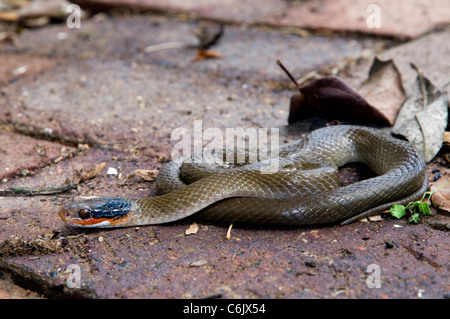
[58,207,111,227]
[58,207,133,228]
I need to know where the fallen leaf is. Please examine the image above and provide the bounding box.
[430,174,450,213]
[123,169,158,182]
[288,75,393,124]
[71,162,106,184]
[358,58,406,125]
[192,49,221,62]
[392,64,449,162]
[87,162,107,179]
[367,215,384,222]
[185,222,199,235]
[278,60,395,125]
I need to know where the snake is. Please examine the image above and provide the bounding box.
[58,125,428,228]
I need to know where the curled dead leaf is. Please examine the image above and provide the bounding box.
[430,174,450,213]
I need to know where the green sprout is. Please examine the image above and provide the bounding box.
[389,182,448,224]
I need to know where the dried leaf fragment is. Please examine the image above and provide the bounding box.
[122,169,158,183]
[192,49,221,62]
[443,132,450,145]
[430,174,450,213]
[189,259,207,267]
[185,222,199,235]
[226,223,233,240]
[71,162,106,184]
[358,58,406,125]
[392,64,449,162]
[83,162,107,180]
[367,215,384,222]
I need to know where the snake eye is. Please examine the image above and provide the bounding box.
[78,209,91,219]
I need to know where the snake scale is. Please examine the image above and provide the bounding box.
[58,125,428,228]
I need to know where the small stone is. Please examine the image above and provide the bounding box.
[107,167,118,176]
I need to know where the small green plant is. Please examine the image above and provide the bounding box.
[389,182,449,223]
[389,199,431,224]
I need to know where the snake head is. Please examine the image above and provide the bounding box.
[58,198,134,228]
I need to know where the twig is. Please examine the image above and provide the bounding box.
[143,42,184,53]
[0,183,78,196]
[276,59,302,91]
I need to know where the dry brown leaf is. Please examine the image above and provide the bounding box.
[70,162,106,184]
[82,162,106,180]
[123,169,158,182]
[367,215,384,222]
[279,59,397,126]
[358,58,406,125]
[430,174,450,213]
[192,49,221,62]
[392,64,448,162]
[185,222,199,235]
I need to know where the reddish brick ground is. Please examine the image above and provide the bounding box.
[0,0,448,299]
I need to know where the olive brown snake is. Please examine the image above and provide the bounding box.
[58,125,428,228]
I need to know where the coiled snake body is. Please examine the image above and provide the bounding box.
[59,125,428,228]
